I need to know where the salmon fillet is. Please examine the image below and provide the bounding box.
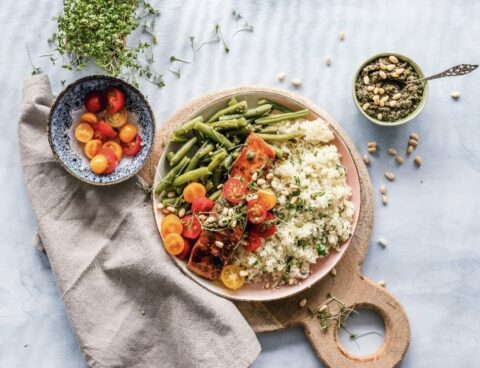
[187,133,276,280]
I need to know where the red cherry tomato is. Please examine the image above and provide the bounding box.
[105,87,126,113]
[247,199,267,224]
[93,127,108,142]
[122,134,142,156]
[97,120,118,139]
[84,90,106,113]
[223,178,247,204]
[99,148,118,174]
[191,197,215,213]
[250,213,277,238]
[176,238,192,260]
[181,214,202,239]
[246,233,262,252]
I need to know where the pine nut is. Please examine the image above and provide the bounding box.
[292,78,302,87]
[166,206,176,213]
[391,72,399,78]
[377,113,383,120]
[414,155,422,166]
[385,172,395,181]
[378,238,387,247]
[393,93,402,100]
[380,63,388,70]
[410,133,419,141]
[363,75,370,85]
[368,146,377,153]
[377,280,386,287]
[330,267,337,276]
[325,56,332,66]
[257,178,266,186]
[373,95,380,105]
[178,208,186,218]
[379,100,385,107]
[362,103,370,111]
[451,91,461,99]
[395,68,405,75]
[407,145,414,154]
[381,194,388,205]
[266,172,274,180]
[363,154,370,165]
[339,31,345,41]
[319,305,328,312]
[409,138,418,147]
[239,270,248,277]
[367,85,375,91]
[157,203,164,209]
[379,71,387,79]
[373,87,379,95]
[388,148,397,156]
[387,64,396,71]
[367,141,377,148]
[380,185,387,194]
[389,100,397,108]
[251,172,258,181]
[381,95,389,102]
[389,55,399,64]
[215,240,224,248]
[378,88,385,95]
[167,191,176,198]
[299,298,307,308]
[395,155,404,164]
[278,71,285,81]
[217,183,224,189]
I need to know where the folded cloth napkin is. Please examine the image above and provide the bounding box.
[18,75,261,368]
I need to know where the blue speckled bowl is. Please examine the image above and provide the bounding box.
[48,75,155,185]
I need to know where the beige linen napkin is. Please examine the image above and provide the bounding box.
[18,75,261,368]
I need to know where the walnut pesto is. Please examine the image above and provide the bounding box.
[355,56,425,122]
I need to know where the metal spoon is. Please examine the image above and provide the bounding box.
[385,64,478,89]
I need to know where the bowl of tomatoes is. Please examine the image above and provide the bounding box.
[48,75,155,185]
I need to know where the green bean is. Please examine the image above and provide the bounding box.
[219,104,272,120]
[256,131,305,141]
[161,197,178,206]
[171,134,189,143]
[257,98,292,113]
[186,142,215,171]
[169,137,198,166]
[208,189,222,201]
[207,151,228,172]
[273,146,285,159]
[206,101,248,123]
[212,168,222,188]
[173,116,203,137]
[210,118,247,130]
[172,167,211,187]
[222,154,234,170]
[255,110,309,125]
[225,126,251,138]
[167,152,174,162]
[205,181,214,192]
[155,156,190,194]
[259,126,281,134]
[228,97,238,106]
[193,122,234,149]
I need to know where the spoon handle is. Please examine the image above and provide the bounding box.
[416,64,478,82]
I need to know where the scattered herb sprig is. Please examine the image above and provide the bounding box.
[26,45,41,75]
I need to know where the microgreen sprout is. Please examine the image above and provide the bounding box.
[26,45,41,76]
[189,35,196,60]
[233,22,255,36]
[169,68,181,78]
[170,56,190,63]
[215,23,230,53]
[231,9,242,21]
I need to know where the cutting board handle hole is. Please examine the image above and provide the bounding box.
[337,307,386,358]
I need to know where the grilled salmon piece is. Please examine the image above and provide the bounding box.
[187,133,275,280]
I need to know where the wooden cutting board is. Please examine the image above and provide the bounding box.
[140,86,410,368]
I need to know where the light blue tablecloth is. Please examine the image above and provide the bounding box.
[1,0,479,367]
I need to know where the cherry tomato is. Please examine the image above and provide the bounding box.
[102,141,123,161]
[105,87,125,113]
[119,123,138,143]
[250,213,277,238]
[122,134,142,156]
[105,107,128,128]
[257,189,277,211]
[220,265,245,290]
[183,183,207,203]
[90,154,108,174]
[246,233,262,252]
[93,127,108,142]
[223,178,247,204]
[99,148,118,174]
[247,199,267,224]
[161,214,183,237]
[191,197,215,213]
[97,120,118,139]
[79,112,98,125]
[164,233,185,256]
[84,139,103,159]
[84,90,106,113]
[181,214,202,239]
[176,238,192,260]
[74,123,94,143]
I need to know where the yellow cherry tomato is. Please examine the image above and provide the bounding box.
[84,139,103,159]
[119,123,138,143]
[90,154,108,174]
[79,112,98,125]
[164,233,185,256]
[161,214,183,237]
[105,107,128,128]
[183,182,207,203]
[257,189,277,210]
[102,141,123,161]
[220,265,245,290]
[75,123,94,143]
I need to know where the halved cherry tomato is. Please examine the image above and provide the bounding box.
[122,134,142,156]
[246,233,262,252]
[84,139,103,159]
[220,264,245,290]
[250,213,277,238]
[74,123,94,143]
[257,189,277,211]
[223,178,247,204]
[161,214,183,237]
[84,90,106,113]
[79,112,98,125]
[119,123,138,143]
[247,199,267,224]
[105,107,128,128]
[181,214,202,239]
[164,233,185,256]
[90,154,108,174]
[106,87,125,113]
[99,148,118,174]
[97,120,118,139]
[176,238,192,260]
[93,127,108,142]
[102,141,123,161]
[183,183,207,203]
[191,197,215,213]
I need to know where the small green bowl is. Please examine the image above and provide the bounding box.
[352,52,429,127]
